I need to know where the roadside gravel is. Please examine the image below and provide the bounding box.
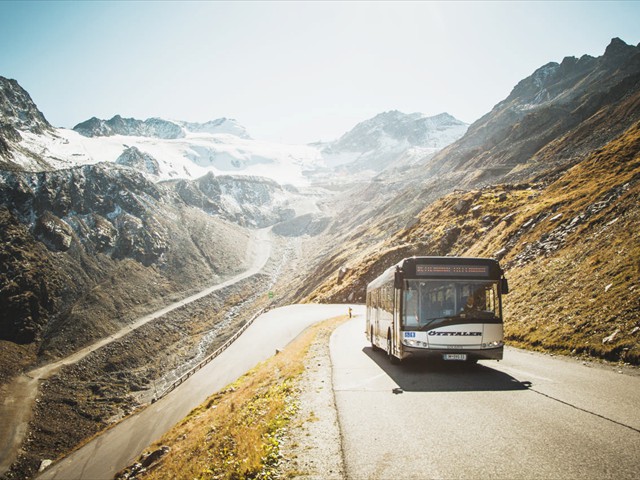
[279,318,346,479]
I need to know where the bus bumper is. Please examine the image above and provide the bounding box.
[401,345,504,361]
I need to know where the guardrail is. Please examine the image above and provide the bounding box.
[152,307,266,402]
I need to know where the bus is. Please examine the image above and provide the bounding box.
[366,256,509,364]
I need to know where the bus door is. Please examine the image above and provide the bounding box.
[393,287,403,357]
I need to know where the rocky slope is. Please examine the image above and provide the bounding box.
[0,163,259,366]
[172,172,297,228]
[423,38,640,185]
[309,38,640,256]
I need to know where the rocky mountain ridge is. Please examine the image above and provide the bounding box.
[421,38,640,184]
[0,77,52,136]
[73,115,250,140]
[322,38,640,244]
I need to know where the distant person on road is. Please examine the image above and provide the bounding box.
[348,307,352,318]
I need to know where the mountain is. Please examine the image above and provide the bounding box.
[320,110,468,174]
[116,146,160,176]
[73,116,185,139]
[0,77,52,136]
[322,38,640,243]
[330,111,467,152]
[73,116,251,140]
[0,163,265,350]
[421,37,640,186]
[295,38,640,366]
[0,76,55,171]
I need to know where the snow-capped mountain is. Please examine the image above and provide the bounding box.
[320,110,468,174]
[5,121,322,186]
[1,76,468,187]
[73,115,251,140]
[0,77,52,135]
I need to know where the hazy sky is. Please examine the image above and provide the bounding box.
[1,1,639,144]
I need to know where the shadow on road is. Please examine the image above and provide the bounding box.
[363,346,531,393]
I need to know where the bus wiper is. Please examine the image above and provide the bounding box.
[418,318,447,330]
[418,315,463,329]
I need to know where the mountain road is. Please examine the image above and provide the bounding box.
[331,316,640,479]
[36,304,355,480]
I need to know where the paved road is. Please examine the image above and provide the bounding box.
[332,317,640,479]
[38,304,355,480]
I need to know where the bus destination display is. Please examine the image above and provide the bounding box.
[416,264,489,277]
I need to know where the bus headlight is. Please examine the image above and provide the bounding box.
[482,341,503,349]
[402,339,429,348]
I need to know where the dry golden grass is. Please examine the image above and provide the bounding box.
[129,315,349,480]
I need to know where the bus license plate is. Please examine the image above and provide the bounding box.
[443,353,467,361]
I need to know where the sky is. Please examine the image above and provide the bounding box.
[1,1,639,145]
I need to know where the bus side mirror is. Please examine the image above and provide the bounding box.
[394,270,403,289]
[501,278,510,294]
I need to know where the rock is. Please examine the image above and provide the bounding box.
[501,212,516,224]
[34,212,74,252]
[38,459,53,472]
[549,213,563,222]
[337,267,350,284]
[453,199,470,215]
[602,329,620,344]
[494,248,507,260]
[630,326,639,335]
[605,283,613,292]
[116,146,160,176]
[496,192,508,202]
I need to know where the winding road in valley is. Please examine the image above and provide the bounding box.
[0,228,272,476]
[331,316,640,479]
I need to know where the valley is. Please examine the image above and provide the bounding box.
[0,37,639,479]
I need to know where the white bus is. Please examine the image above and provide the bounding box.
[366,256,509,364]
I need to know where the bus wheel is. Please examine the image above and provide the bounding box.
[387,335,399,365]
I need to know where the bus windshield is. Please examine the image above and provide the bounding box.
[403,280,500,328]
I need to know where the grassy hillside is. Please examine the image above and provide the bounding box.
[304,121,640,364]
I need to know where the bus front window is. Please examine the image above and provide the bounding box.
[403,280,501,328]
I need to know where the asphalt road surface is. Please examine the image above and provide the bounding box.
[332,317,640,480]
[37,304,355,480]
